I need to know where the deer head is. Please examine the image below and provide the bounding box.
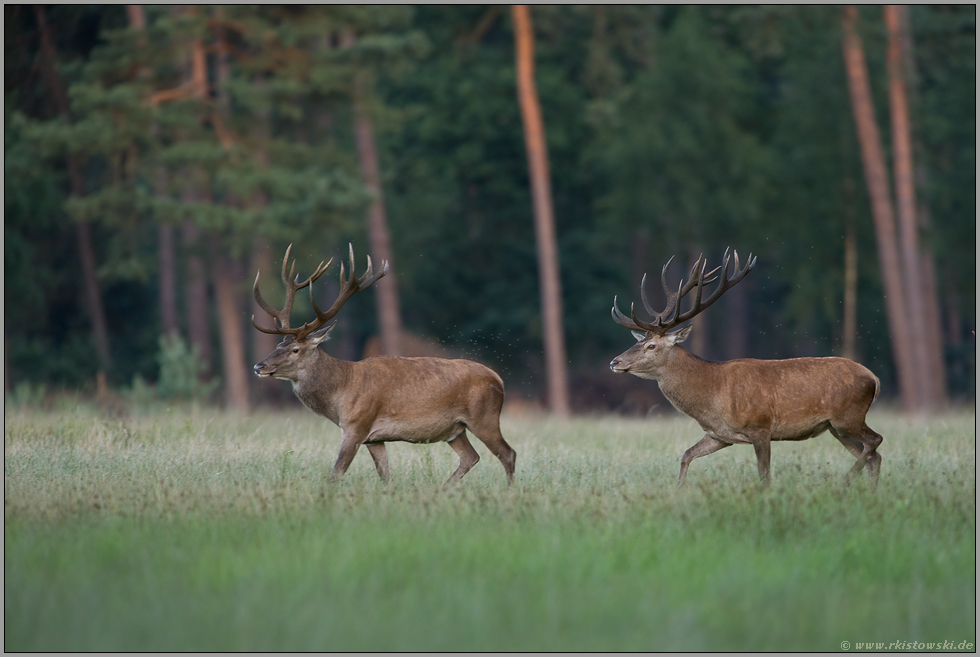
[609,248,755,379]
[252,244,387,381]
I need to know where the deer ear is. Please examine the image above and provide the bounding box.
[631,330,648,343]
[310,322,337,345]
[668,325,693,344]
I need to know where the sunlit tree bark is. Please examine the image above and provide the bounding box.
[512,4,570,416]
[885,4,946,408]
[210,240,250,413]
[883,4,939,409]
[354,102,404,358]
[841,6,918,411]
[842,209,859,362]
[209,11,250,412]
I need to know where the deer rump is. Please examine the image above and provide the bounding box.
[300,357,505,445]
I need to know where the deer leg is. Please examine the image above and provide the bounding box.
[446,430,480,485]
[830,427,878,486]
[841,423,883,488]
[752,440,771,485]
[365,443,390,483]
[330,427,367,482]
[830,427,864,459]
[864,451,882,489]
[679,434,730,486]
[468,424,516,486]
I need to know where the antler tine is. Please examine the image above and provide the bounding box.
[280,244,293,286]
[656,256,676,314]
[653,253,713,328]
[640,255,671,317]
[294,258,331,289]
[253,267,294,331]
[306,257,336,320]
[292,244,388,340]
[252,245,340,338]
[675,248,757,324]
[252,313,286,335]
[686,253,704,285]
[614,248,757,335]
[663,278,683,325]
[611,296,657,332]
[252,271,280,321]
[251,244,390,342]
[638,273,653,317]
[689,257,709,310]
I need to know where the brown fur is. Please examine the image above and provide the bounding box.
[610,327,883,486]
[255,330,515,484]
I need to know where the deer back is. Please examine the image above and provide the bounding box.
[657,349,880,440]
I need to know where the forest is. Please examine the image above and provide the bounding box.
[4,5,976,414]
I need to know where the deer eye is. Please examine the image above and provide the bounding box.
[292,348,300,354]
[645,343,657,350]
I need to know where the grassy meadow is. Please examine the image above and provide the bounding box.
[4,403,976,651]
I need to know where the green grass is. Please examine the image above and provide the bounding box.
[4,405,976,651]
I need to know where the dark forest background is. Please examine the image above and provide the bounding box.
[4,5,975,413]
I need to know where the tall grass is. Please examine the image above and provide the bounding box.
[4,405,975,651]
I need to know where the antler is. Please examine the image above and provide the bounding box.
[252,243,388,341]
[252,244,331,337]
[612,248,756,334]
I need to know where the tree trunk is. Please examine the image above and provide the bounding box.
[888,4,947,408]
[34,4,113,376]
[842,212,859,361]
[208,9,250,412]
[181,217,212,373]
[512,4,571,416]
[125,4,145,30]
[884,5,938,410]
[353,95,403,358]
[341,30,404,358]
[159,224,179,337]
[839,166,860,361]
[210,238,250,413]
[841,6,917,411]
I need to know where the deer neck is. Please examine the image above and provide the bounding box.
[291,350,353,426]
[656,346,721,420]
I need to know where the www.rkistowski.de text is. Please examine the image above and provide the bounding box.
[841,640,974,650]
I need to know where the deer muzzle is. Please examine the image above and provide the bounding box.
[609,357,629,373]
[253,362,273,378]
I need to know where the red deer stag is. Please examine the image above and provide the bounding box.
[252,245,516,485]
[609,249,882,486]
